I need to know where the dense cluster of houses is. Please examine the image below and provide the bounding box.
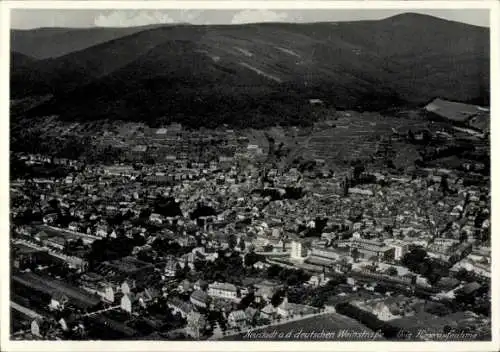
[9,121,491,341]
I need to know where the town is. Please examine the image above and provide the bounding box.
[10,104,491,341]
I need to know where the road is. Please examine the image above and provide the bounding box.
[11,301,44,320]
[43,225,101,243]
[82,305,121,317]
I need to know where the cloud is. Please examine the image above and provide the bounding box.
[179,10,203,24]
[94,10,177,27]
[231,10,289,24]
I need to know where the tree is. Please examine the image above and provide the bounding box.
[244,252,262,267]
[342,177,350,197]
[459,232,468,243]
[75,238,84,248]
[440,174,450,195]
[239,240,246,252]
[408,129,415,142]
[266,264,281,278]
[401,248,428,273]
[455,268,476,283]
[351,248,360,263]
[263,244,274,252]
[386,267,398,276]
[228,235,237,250]
[353,164,365,181]
[175,263,187,280]
[271,290,285,307]
[238,292,255,310]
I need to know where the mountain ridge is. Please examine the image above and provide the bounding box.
[10,13,490,129]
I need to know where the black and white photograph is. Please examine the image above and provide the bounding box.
[2,1,497,349]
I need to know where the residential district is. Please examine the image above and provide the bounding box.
[10,113,491,341]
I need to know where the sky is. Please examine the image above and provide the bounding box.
[10,9,490,29]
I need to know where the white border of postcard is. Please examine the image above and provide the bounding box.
[1,1,499,352]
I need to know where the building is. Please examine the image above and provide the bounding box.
[149,213,164,225]
[167,298,194,319]
[338,238,395,262]
[177,279,193,294]
[49,292,69,311]
[31,318,49,338]
[290,240,308,260]
[81,280,115,304]
[253,261,270,270]
[186,311,208,339]
[309,244,340,263]
[308,273,327,287]
[227,310,248,328]
[11,243,50,270]
[386,240,410,261]
[121,293,136,314]
[164,260,177,278]
[42,237,67,251]
[208,282,238,300]
[276,297,318,318]
[190,290,211,309]
[260,304,277,319]
[253,280,283,302]
[121,280,136,295]
[136,287,160,306]
[193,280,208,292]
[428,238,460,256]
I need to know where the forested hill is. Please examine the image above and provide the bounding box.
[10,13,489,128]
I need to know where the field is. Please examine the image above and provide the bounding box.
[12,272,101,309]
[257,109,432,171]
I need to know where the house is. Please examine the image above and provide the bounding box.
[193,279,208,291]
[42,213,59,225]
[68,222,80,232]
[190,290,211,309]
[309,98,324,105]
[459,282,482,296]
[436,277,461,292]
[43,236,67,251]
[260,304,276,319]
[98,283,115,303]
[58,317,69,331]
[276,297,317,318]
[372,301,399,321]
[121,293,136,314]
[168,298,194,319]
[227,310,247,328]
[178,253,196,270]
[308,273,327,287]
[186,311,208,339]
[50,292,69,311]
[290,240,308,260]
[136,287,161,307]
[31,318,49,337]
[149,213,164,225]
[164,260,177,278]
[177,279,193,293]
[208,282,239,300]
[386,240,409,261]
[245,307,259,324]
[121,279,136,295]
[95,226,108,238]
[253,280,283,302]
[253,261,270,270]
[58,314,79,333]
